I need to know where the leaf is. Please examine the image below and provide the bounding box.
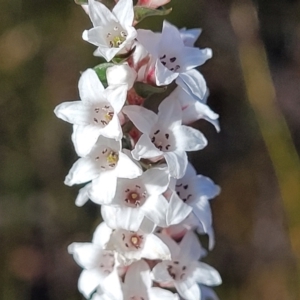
[93,63,114,88]
[134,82,167,98]
[134,6,172,23]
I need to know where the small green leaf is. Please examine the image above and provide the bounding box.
[134,82,167,98]
[93,63,114,88]
[112,46,136,64]
[74,0,88,5]
[134,6,172,23]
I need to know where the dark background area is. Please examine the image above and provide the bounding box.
[1,0,300,299]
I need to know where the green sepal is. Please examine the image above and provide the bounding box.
[133,82,167,98]
[74,0,87,5]
[134,6,172,24]
[112,46,136,64]
[93,63,114,88]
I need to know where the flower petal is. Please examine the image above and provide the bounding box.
[190,261,222,286]
[174,282,200,300]
[106,65,137,90]
[124,260,151,290]
[173,125,207,151]
[102,205,144,231]
[89,171,118,204]
[75,183,92,207]
[181,46,212,71]
[64,157,99,186]
[112,0,134,28]
[54,101,91,125]
[164,150,187,179]
[166,192,192,226]
[88,0,116,27]
[79,68,105,104]
[72,124,102,157]
[116,151,142,178]
[176,69,207,100]
[132,134,163,160]
[123,105,157,134]
[68,242,103,269]
[142,194,169,226]
[152,261,173,282]
[158,96,182,129]
[155,59,179,86]
[92,222,113,246]
[141,234,171,261]
[179,231,205,262]
[196,175,221,199]
[142,167,169,195]
[105,84,128,113]
[78,269,104,298]
[137,29,160,56]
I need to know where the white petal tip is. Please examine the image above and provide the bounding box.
[82,30,88,41]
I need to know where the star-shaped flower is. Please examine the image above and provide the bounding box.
[152,231,221,300]
[168,162,220,249]
[99,167,170,231]
[104,223,171,265]
[92,260,179,300]
[54,69,127,157]
[83,0,137,61]
[123,97,207,179]
[65,136,142,201]
[68,222,117,299]
[137,21,212,99]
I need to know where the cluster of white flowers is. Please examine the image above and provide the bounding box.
[55,0,222,299]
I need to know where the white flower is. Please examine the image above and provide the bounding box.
[54,69,127,156]
[169,86,220,131]
[123,96,207,178]
[92,260,179,300]
[65,136,142,202]
[152,231,222,300]
[105,225,171,265]
[137,20,212,99]
[83,0,137,61]
[172,162,220,249]
[68,222,117,299]
[100,167,170,230]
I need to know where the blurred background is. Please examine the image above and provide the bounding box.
[1,0,300,299]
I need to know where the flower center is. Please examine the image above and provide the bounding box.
[106,23,128,48]
[118,229,145,251]
[176,182,192,203]
[167,261,188,281]
[124,185,147,207]
[159,54,181,72]
[150,129,175,152]
[93,146,119,170]
[99,251,115,275]
[92,103,114,127]
[130,234,144,249]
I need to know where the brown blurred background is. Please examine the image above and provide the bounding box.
[1,0,300,299]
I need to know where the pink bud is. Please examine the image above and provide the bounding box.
[137,0,170,9]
